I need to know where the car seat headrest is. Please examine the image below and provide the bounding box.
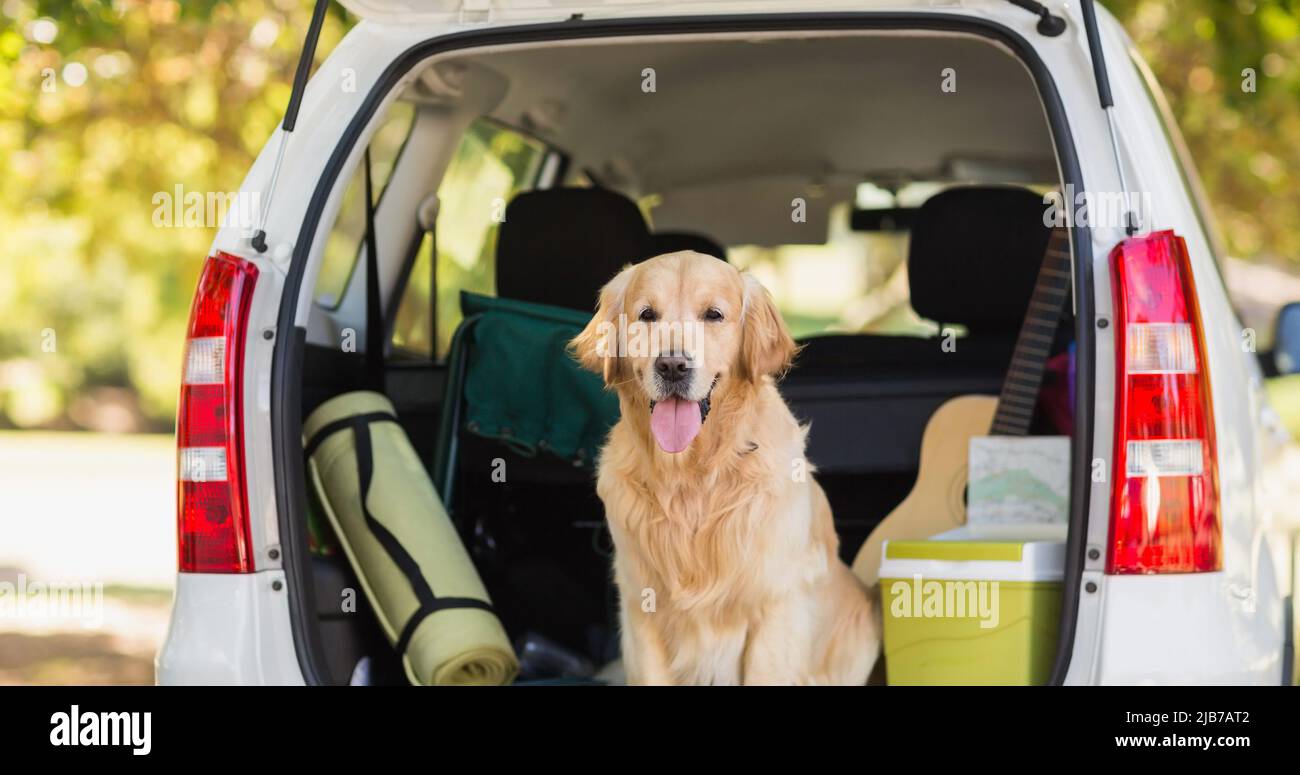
[646,232,728,262]
[496,188,651,311]
[907,186,1056,333]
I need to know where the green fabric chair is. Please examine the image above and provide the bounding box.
[432,291,620,506]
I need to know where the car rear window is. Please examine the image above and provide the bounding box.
[313,102,417,309]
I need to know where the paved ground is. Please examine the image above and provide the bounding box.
[0,588,170,685]
[0,431,175,587]
[0,431,174,685]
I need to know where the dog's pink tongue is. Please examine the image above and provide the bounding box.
[650,398,702,453]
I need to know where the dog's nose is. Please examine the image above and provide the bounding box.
[655,355,692,383]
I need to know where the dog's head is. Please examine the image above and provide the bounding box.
[570,251,796,454]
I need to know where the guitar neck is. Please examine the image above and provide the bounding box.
[990,227,1072,437]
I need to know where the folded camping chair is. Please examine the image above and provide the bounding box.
[431,291,620,508]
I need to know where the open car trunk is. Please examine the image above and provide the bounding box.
[275,14,1094,685]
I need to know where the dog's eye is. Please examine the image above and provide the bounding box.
[703,308,724,322]
[639,307,658,322]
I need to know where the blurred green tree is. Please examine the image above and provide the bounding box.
[1105,0,1300,264]
[0,0,1296,431]
[0,0,352,430]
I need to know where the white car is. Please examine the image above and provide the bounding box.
[157,0,1297,685]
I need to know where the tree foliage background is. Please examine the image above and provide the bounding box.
[0,0,1297,432]
[1,0,351,431]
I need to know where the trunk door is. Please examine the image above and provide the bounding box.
[337,0,908,25]
[339,0,652,23]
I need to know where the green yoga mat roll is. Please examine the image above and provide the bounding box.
[304,391,517,686]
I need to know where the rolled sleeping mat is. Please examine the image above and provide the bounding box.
[304,391,517,686]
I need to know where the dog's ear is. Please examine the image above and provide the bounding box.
[569,263,636,386]
[738,272,797,383]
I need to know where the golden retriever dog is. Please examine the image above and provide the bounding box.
[570,251,879,685]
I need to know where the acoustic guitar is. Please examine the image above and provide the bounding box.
[851,227,1072,588]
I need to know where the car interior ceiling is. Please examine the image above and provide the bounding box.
[298,33,1071,684]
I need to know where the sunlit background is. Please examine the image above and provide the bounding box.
[1,0,1298,684]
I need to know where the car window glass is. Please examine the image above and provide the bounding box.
[390,119,548,360]
[314,102,416,309]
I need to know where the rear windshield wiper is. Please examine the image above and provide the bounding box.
[1005,0,1067,36]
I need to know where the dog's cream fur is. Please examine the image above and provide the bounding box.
[570,251,880,685]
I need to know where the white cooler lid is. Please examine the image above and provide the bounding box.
[879,524,1066,583]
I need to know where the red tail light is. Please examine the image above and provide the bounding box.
[1108,231,1221,574]
[177,252,259,573]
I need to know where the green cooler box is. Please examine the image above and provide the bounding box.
[879,524,1065,686]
